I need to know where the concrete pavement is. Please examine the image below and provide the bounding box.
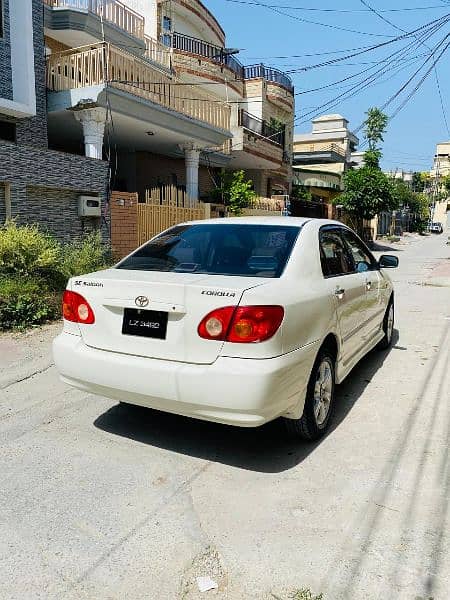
[0,231,449,600]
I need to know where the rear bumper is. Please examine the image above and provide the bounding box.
[53,333,319,427]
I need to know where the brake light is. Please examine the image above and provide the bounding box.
[62,290,95,324]
[198,305,284,343]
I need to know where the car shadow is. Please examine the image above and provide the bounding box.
[93,331,399,473]
[371,242,404,252]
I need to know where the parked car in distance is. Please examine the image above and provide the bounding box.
[53,218,398,441]
[429,222,444,234]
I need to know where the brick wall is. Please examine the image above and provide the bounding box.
[0,0,13,100]
[110,191,138,259]
[0,141,109,242]
[173,52,244,97]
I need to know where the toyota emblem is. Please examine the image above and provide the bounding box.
[135,296,149,308]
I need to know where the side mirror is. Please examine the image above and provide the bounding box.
[379,254,399,269]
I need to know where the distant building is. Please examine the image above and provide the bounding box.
[430,141,450,179]
[292,114,359,205]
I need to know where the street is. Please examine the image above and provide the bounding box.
[0,232,449,600]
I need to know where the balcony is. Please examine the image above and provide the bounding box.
[46,43,231,132]
[239,110,285,147]
[244,64,293,93]
[144,35,172,71]
[43,0,145,40]
[172,32,244,80]
[293,143,347,165]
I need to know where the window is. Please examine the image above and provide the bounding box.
[117,223,302,278]
[0,120,16,142]
[319,228,354,277]
[340,229,377,273]
[162,16,172,31]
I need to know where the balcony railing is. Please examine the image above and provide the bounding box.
[172,32,244,79]
[144,35,172,71]
[295,143,347,157]
[243,64,293,92]
[239,110,285,147]
[46,43,231,131]
[43,0,145,40]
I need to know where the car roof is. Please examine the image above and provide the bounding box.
[180,216,346,228]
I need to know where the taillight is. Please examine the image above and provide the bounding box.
[198,306,284,343]
[197,306,235,341]
[62,290,95,324]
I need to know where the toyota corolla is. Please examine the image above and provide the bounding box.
[53,217,398,440]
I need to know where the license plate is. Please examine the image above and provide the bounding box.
[122,308,168,339]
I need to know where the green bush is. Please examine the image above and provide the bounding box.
[0,221,63,289]
[60,231,110,279]
[0,223,111,330]
[0,276,60,330]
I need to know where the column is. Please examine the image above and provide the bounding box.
[74,107,107,160]
[181,143,201,206]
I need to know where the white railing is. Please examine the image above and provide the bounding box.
[43,0,145,40]
[46,43,231,131]
[144,35,172,71]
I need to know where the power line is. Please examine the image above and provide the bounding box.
[222,0,398,37]
[284,14,450,73]
[223,0,447,13]
[358,0,450,136]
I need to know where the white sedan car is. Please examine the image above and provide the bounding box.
[53,217,398,440]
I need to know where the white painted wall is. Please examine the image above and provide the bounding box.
[0,0,36,118]
[121,0,158,38]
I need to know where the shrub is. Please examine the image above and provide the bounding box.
[61,231,110,279]
[0,223,111,330]
[0,276,60,330]
[0,221,63,288]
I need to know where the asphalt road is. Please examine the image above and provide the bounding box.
[1,231,449,600]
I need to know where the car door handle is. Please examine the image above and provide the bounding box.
[334,287,345,299]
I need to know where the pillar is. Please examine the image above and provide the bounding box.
[181,143,201,206]
[74,107,107,160]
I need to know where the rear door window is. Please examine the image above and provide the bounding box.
[117,223,302,278]
[340,229,377,273]
[319,228,355,277]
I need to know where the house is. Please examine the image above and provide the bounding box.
[0,0,109,241]
[43,0,295,205]
[292,114,358,208]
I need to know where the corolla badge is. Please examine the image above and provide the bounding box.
[135,296,149,308]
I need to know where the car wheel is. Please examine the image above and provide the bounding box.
[377,300,394,350]
[284,349,335,441]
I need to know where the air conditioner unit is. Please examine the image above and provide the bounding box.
[78,196,101,217]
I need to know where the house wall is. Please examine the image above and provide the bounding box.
[0,0,109,242]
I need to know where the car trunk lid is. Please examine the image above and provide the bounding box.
[71,269,269,364]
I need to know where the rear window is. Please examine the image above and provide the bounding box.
[117,223,301,278]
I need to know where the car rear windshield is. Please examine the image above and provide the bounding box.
[117,223,301,278]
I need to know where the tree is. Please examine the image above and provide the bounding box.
[339,167,398,220]
[336,108,398,226]
[212,170,256,216]
[364,107,388,151]
[442,174,450,195]
[291,182,312,202]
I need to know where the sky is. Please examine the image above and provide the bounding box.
[203,0,450,172]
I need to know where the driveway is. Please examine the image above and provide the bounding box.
[1,232,449,600]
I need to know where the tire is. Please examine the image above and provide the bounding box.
[284,349,335,441]
[377,300,394,350]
